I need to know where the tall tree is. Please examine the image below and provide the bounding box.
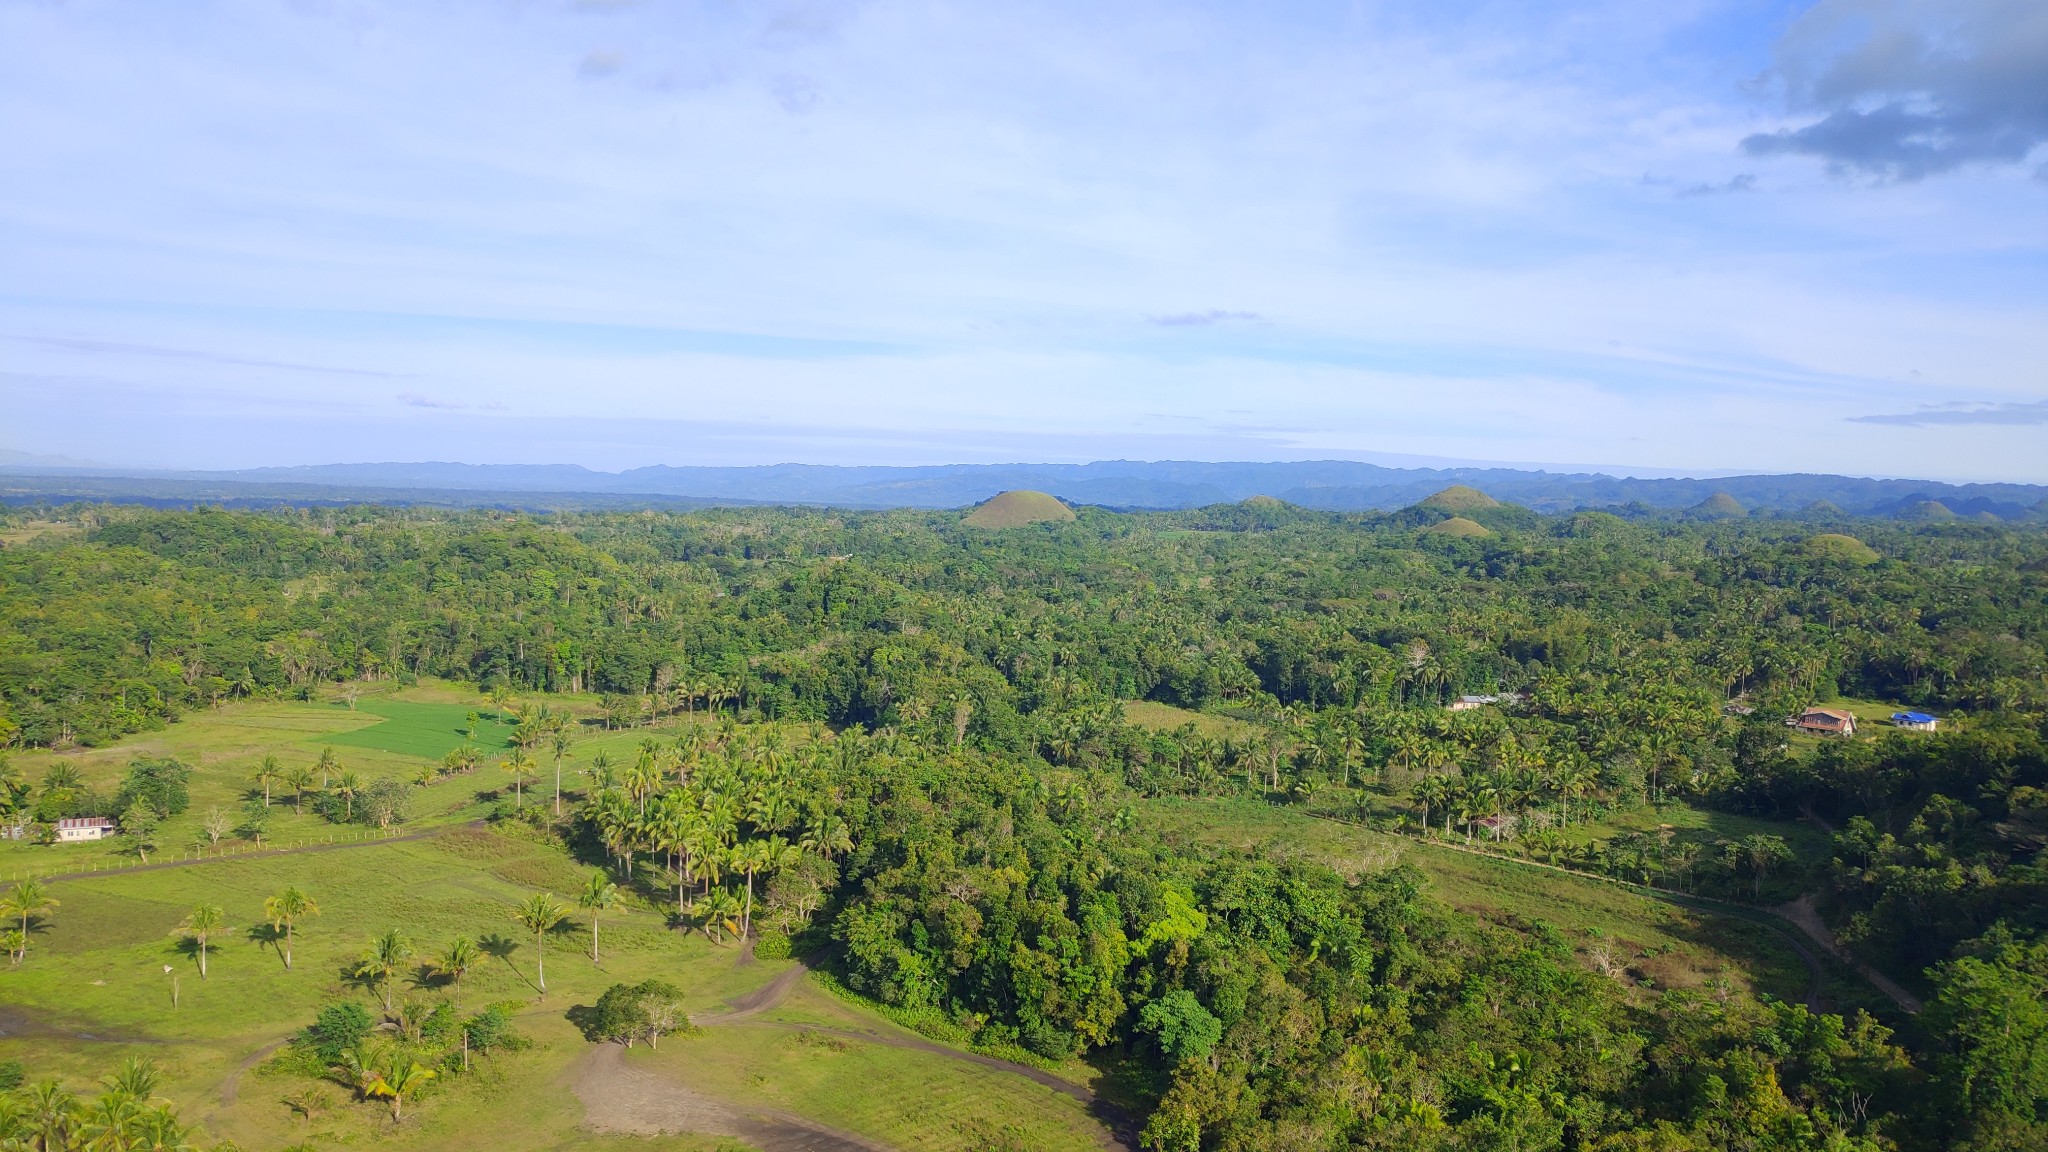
[178,905,227,979]
[512,892,567,995]
[264,886,319,970]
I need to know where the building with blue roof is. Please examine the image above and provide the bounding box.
[1891,711,1939,731]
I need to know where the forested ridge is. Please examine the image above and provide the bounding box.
[4,499,2048,1151]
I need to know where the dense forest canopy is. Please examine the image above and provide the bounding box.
[4,498,2048,1151]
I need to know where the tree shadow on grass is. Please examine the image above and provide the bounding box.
[479,931,539,993]
[245,923,287,968]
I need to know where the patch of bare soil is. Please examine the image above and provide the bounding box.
[574,1042,891,1152]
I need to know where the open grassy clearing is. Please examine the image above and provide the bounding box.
[0,682,719,877]
[1,819,1117,1152]
[1118,700,1252,738]
[321,698,519,759]
[1140,796,1819,1004]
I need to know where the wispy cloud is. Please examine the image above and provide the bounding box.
[398,393,505,411]
[1676,174,1756,198]
[1850,400,2048,426]
[1149,311,1263,328]
[12,335,402,377]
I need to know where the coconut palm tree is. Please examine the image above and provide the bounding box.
[1,877,56,964]
[1411,776,1452,837]
[284,765,315,814]
[264,886,319,970]
[363,1059,436,1121]
[332,771,363,822]
[439,936,479,1009]
[512,892,567,995]
[104,1055,163,1102]
[179,905,227,979]
[254,754,283,808]
[501,750,536,809]
[691,888,743,944]
[800,812,852,860]
[578,872,622,964]
[316,746,339,790]
[356,928,413,1011]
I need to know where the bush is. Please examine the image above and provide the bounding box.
[0,1059,23,1090]
[464,1004,525,1054]
[753,930,792,960]
[308,1001,374,1062]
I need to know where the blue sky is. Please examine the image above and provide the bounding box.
[3,0,2045,480]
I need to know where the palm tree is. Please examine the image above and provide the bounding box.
[691,888,743,944]
[316,746,339,790]
[549,726,575,816]
[24,1080,79,1149]
[254,754,283,808]
[179,905,227,979]
[1411,776,1451,836]
[800,812,852,860]
[104,1055,162,1102]
[284,765,315,814]
[512,892,567,995]
[363,1060,437,1121]
[356,928,413,1011]
[501,750,536,809]
[578,873,622,964]
[1,877,56,964]
[128,1103,194,1150]
[439,936,479,1009]
[265,886,319,970]
[332,771,363,822]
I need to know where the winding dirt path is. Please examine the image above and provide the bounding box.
[575,1041,891,1152]
[1774,895,1924,1015]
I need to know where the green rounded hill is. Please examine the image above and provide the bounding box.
[1415,485,1500,514]
[1804,533,1880,565]
[962,490,1078,528]
[1898,500,1955,520]
[1425,516,1493,538]
[1242,494,1288,508]
[1691,492,1746,518]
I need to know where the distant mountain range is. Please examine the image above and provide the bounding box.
[4,459,2047,519]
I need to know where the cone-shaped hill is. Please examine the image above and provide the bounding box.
[1898,500,1955,520]
[962,490,1078,528]
[1690,492,1746,519]
[1242,494,1288,508]
[1424,516,1492,538]
[1415,485,1501,514]
[1804,534,1880,565]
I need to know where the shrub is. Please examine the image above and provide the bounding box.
[753,930,792,960]
[0,1059,23,1090]
[308,1001,374,1062]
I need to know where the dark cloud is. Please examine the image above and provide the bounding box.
[1677,174,1757,198]
[1742,0,2048,180]
[1850,399,2048,426]
[577,51,624,80]
[1149,310,1263,328]
[13,335,402,377]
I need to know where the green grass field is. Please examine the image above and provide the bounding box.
[318,699,518,759]
[0,686,1118,1152]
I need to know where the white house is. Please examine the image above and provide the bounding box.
[1891,711,1939,731]
[55,817,116,843]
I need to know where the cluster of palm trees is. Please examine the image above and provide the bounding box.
[250,747,359,817]
[598,674,747,732]
[0,1057,192,1150]
[1407,756,1601,845]
[580,724,852,943]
